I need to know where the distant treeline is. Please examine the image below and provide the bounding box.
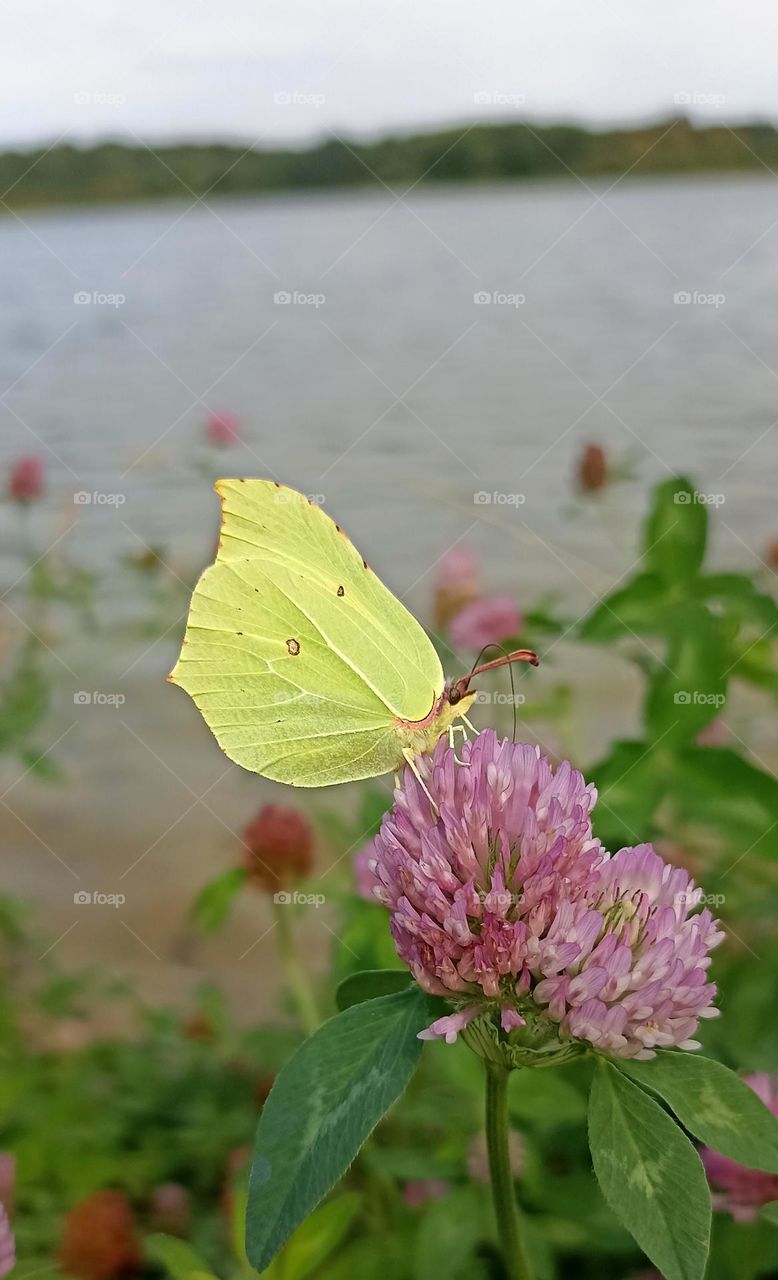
[2,118,777,209]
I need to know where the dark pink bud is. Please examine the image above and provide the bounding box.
[9,456,44,502]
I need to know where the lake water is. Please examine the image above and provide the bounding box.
[1,174,776,1013]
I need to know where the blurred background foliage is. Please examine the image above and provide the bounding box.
[4,119,778,210]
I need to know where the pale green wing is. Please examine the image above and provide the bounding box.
[169,479,444,786]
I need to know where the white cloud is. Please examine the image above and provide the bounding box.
[1,0,777,148]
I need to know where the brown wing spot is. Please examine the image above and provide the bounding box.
[286,638,301,656]
[337,585,345,597]
[362,559,368,569]
[274,481,281,487]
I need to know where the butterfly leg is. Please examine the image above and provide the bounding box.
[448,723,470,766]
[401,748,439,814]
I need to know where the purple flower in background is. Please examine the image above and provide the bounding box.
[449,594,521,651]
[436,546,480,594]
[696,718,729,748]
[433,546,480,630]
[206,409,240,445]
[0,1204,14,1278]
[403,1179,450,1208]
[9,455,44,503]
[701,1074,778,1220]
[363,731,723,1060]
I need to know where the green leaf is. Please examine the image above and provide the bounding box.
[696,573,778,631]
[330,897,406,984]
[643,476,707,585]
[619,1053,778,1172]
[336,969,412,1011]
[272,1194,360,1280]
[413,1185,486,1280]
[762,1203,778,1226]
[669,747,778,860]
[730,637,778,699]
[191,867,246,932]
[19,747,63,781]
[588,740,663,851]
[144,1233,218,1280]
[508,1069,587,1130]
[579,573,668,642]
[0,659,49,752]
[588,1060,710,1280]
[644,601,728,746]
[357,789,392,838]
[246,987,434,1272]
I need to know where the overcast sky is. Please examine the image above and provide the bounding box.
[3,0,777,150]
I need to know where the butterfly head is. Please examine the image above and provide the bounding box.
[447,647,539,706]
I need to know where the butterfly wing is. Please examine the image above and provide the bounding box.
[169,479,445,786]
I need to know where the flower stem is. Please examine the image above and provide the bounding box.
[272,900,320,1036]
[484,1062,534,1280]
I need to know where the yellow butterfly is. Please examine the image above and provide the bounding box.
[169,480,537,786]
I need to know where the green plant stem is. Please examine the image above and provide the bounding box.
[485,1062,534,1280]
[272,901,320,1035]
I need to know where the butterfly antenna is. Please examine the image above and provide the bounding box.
[466,644,520,741]
[449,644,539,713]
